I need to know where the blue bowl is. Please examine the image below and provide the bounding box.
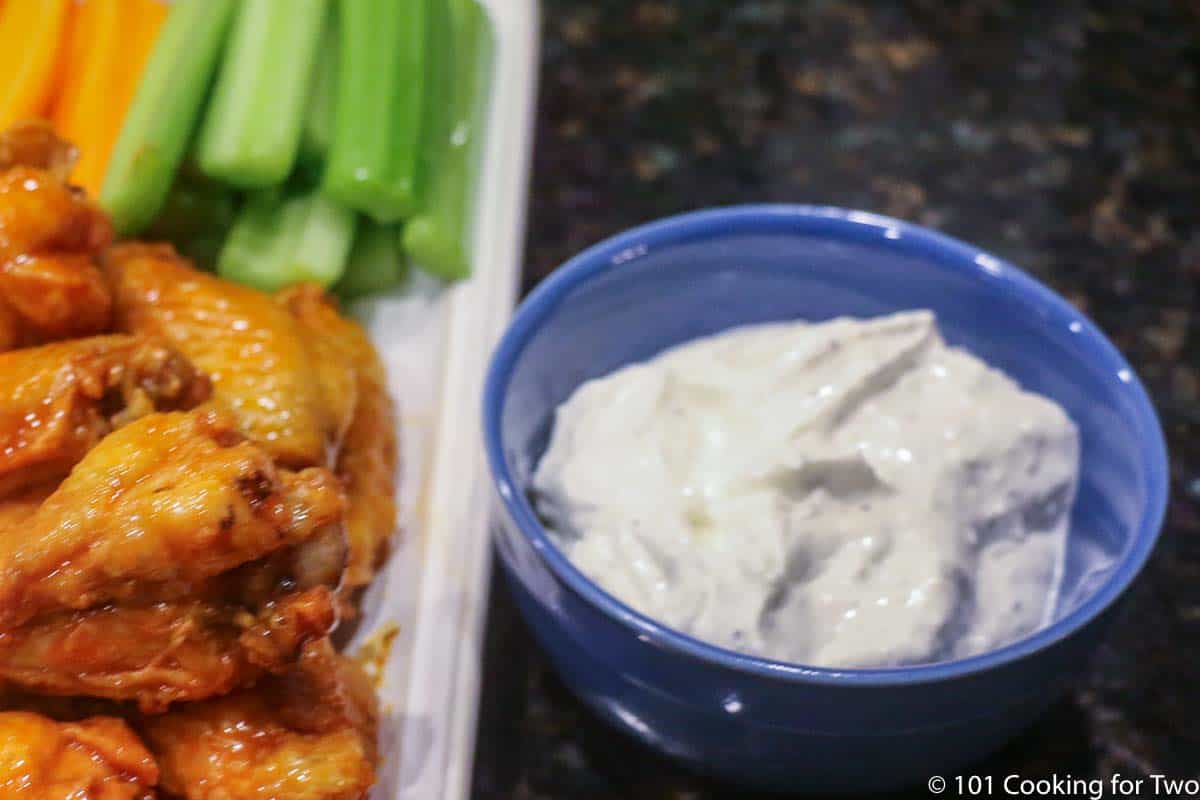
[483,205,1169,794]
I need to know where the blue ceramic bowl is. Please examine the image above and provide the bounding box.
[483,205,1169,794]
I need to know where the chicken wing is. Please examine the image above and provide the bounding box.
[0,123,112,349]
[0,588,338,713]
[279,285,398,588]
[0,711,158,799]
[0,335,211,499]
[0,409,344,630]
[105,244,352,467]
[141,641,377,800]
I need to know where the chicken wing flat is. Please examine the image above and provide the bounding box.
[0,588,337,713]
[0,409,344,630]
[0,335,211,499]
[141,641,377,800]
[0,123,112,350]
[105,244,352,467]
[0,711,158,799]
[279,285,398,588]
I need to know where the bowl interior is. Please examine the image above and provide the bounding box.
[493,207,1166,659]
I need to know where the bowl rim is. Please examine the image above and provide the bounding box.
[482,203,1170,687]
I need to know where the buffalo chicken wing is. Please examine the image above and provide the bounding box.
[0,123,112,350]
[141,642,377,800]
[0,410,344,630]
[0,125,397,800]
[0,588,337,713]
[0,335,210,499]
[279,285,398,588]
[105,244,354,467]
[0,711,158,799]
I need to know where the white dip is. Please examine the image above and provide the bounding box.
[533,311,1080,668]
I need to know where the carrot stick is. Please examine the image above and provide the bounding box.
[49,0,88,117]
[53,0,167,195]
[123,1,170,100]
[52,0,120,191]
[0,0,72,128]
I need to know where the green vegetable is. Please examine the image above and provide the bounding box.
[143,175,239,268]
[335,218,409,300]
[196,0,327,188]
[299,8,338,167]
[100,0,237,235]
[403,0,492,280]
[322,0,428,223]
[217,187,357,291]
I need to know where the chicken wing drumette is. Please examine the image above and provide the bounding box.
[140,641,377,800]
[0,122,113,350]
[0,711,159,799]
[0,410,346,711]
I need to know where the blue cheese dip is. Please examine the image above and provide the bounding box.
[532,311,1080,668]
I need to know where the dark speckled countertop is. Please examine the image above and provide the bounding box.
[472,1,1200,797]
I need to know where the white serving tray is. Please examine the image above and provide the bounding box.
[345,2,539,798]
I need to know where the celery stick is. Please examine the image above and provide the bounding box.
[143,176,239,268]
[218,187,356,291]
[322,0,427,223]
[335,218,409,300]
[100,0,237,235]
[179,235,227,270]
[196,0,327,188]
[403,0,493,280]
[299,9,338,167]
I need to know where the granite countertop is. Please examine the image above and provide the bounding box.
[473,1,1200,797]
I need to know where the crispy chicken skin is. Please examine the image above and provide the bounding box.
[0,335,211,499]
[278,285,398,588]
[0,712,158,799]
[0,588,338,713]
[105,244,351,467]
[141,641,377,800]
[0,410,345,630]
[0,123,113,350]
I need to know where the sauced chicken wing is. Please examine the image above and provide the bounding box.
[0,410,344,630]
[0,588,337,713]
[278,285,398,587]
[0,124,396,798]
[0,712,158,799]
[0,123,113,350]
[141,641,377,800]
[0,335,210,499]
[105,244,354,467]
